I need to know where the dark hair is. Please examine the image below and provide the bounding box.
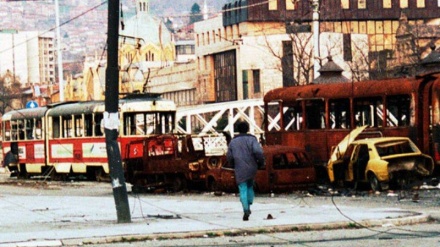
[237,121,249,134]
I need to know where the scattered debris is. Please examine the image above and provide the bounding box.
[147,214,181,219]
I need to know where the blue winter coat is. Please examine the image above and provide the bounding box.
[226,134,265,184]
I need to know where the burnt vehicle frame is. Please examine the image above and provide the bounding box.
[327,136,434,191]
[205,145,316,193]
[124,134,225,192]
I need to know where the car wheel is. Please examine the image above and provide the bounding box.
[368,173,382,192]
[172,176,187,192]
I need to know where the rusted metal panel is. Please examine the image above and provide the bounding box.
[125,134,227,192]
[205,145,316,193]
[264,77,421,103]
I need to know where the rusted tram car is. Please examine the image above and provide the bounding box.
[1,93,176,180]
[263,72,440,180]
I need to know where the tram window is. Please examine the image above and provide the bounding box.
[123,112,175,136]
[10,120,18,140]
[386,95,410,127]
[124,113,145,135]
[4,120,11,141]
[35,119,42,139]
[52,117,60,138]
[354,97,383,127]
[267,101,282,132]
[283,104,302,131]
[25,119,34,140]
[74,115,83,137]
[84,114,93,137]
[305,100,325,129]
[329,99,351,129]
[146,113,162,134]
[17,120,25,140]
[161,113,174,134]
[94,113,104,137]
[62,116,73,138]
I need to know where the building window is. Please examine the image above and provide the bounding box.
[341,0,349,9]
[417,0,425,8]
[383,0,391,8]
[177,45,195,55]
[286,0,296,10]
[214,50,237,102]
[242,70,249,99]
[269,0,278,10]
[358,0,366,9]
[400,0,408,8]
[253,70,261,93]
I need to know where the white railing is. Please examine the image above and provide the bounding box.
[176,99,265,155]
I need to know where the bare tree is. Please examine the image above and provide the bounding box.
[349,38,370,82]
[0,70,22,114]
[290,32,315,85]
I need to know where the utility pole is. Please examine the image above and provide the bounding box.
[104,0,131,223]
[55,0,64,101]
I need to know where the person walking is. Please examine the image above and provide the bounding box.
[226,121,265,221]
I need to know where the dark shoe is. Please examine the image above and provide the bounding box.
[243,211,250,221]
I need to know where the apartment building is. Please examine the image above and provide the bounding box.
[0,30,56,86]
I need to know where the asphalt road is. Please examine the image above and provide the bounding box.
[1,173,439,247]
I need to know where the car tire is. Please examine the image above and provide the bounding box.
[172,176,187,192]
[368,173,382,192]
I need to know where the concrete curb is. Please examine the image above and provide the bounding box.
[60,212,430,246]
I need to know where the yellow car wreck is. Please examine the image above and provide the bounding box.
[327,137,434,191]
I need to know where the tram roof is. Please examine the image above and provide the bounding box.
[47,101,104,116]
[264,77,423,103]
[2,106,48,121]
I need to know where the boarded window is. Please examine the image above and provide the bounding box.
[214,50,237,102]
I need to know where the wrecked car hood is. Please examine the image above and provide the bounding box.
[329,125,368,163]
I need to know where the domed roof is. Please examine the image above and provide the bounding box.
[119,0,172,45]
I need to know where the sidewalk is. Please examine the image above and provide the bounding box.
[0,189,431,247]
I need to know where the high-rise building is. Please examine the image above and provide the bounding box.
[0,30,56,86]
